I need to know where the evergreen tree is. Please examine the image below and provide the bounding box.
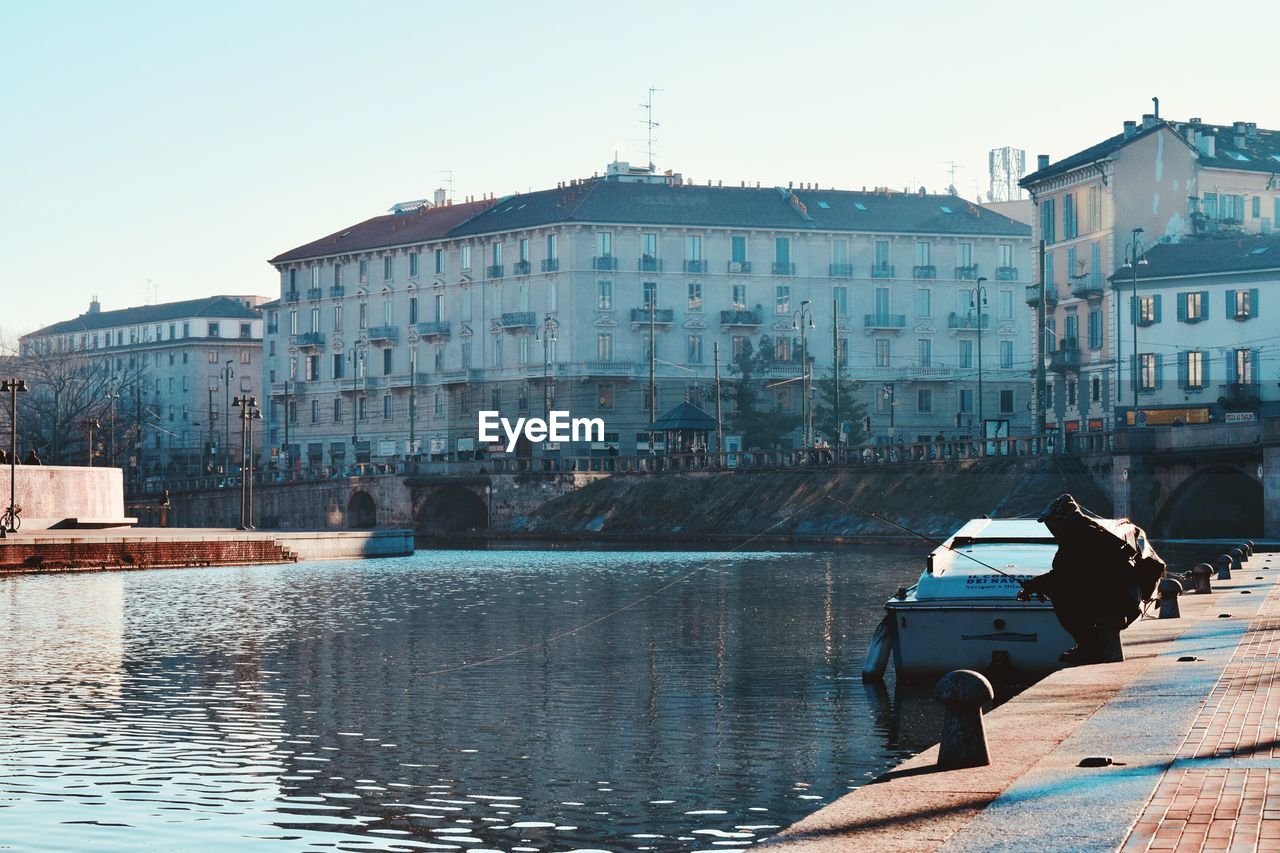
[813,361,868,446]
[725,337,801,449]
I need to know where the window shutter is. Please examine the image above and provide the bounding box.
[1252,349,1261,385]
[1227,289,1237,318]
[1178,351,1189,389]
[1130,354,1137,393]
[1200,291,1209,320]
[1201,351,1212,385]
[1154,354,1164,388]
[1229,352,1239,383]
[1177,293,1187,322]
[1153,294,1162,323]
[1250,288,1260,318]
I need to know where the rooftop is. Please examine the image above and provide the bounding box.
[1109,233,1280,281]
[25,296,262,339]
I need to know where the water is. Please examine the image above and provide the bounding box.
[0,547,951,851]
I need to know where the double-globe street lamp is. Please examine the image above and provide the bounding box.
[791,299,815,447]
[1119,228,1148,423]
[232,394,261,530]
[2,378,28,537]
[967,276,989,444]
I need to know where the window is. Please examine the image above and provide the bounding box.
[1229,288,1258,320]
[999,340,1013,369]
[434,248,444,275]
[1087,310,1102,350]
[1087,186,1102,232]
[597,333,613,361]
[687,334,703,364]
[1040,198,1056,243]
[1045,382,1054,409]
[1000,389,1014,414]
[518,238,529,262]
[383,348,392,375]
[834,286,849,318]
[1064,313,1079,346]
[310,399,319,423]
[310,307,320,332]
[837,337,848,367]
[546,234,557,261]
[731,235,747,263]
[959,388,974,413]
[384,395,393,419]
[957,242,973,269]
[358,396,367,420]
[916,338,932,367]
[732,335,748,358]
[384,256,393,280]
[359,259,368,281]
[461,245,472,270]
[1233,348,1254,384]
[491,241,502,267]
[874,240,890,271]
[915,287,931,317]
[304,354,318,381]
[335,304,343,332]
[597,281,612,310]
[461,341,472,369]
[332,352,344,379]
[1044,317,1056,353]
[775,285,790,315]
[358,302,368,329]
[208,350,217,364]
[1062,192,1077,239]
[518,335,530,365]
[959,338,973,369]
[642,281,658,309]
[492,336,503,367]
[999,290,1013,320]
[595,231,612,257]
[208,322,220,337]
[460,290,472,321]
[1181,350,1205,389]
[434,393,443,417]
[434,347,443,371]
[874,286,890,317]
[597,383,614,410]
[240,323,251,339]
[1139,352,1160,390]
[409,252,418,278]
[433,293,443,321]
[916,241,931,266]
[1136,295,1159,324]
[999,244,1014,268]
[409,296,418,325]
[687,281,702,312]
[240,350,251,365]
[917,389,933,413]
[686,235,702,261]
[731,284,747,310]
[1178,291,1206,322]
[775,336,792,362]
[775,237,791,265]
[875,338,891,368]
[831,239,849,267]
[642,233,657,261]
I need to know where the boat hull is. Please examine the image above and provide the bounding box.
[886,599,1074,678]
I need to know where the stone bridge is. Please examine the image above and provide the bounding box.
[1112,420,1279,539]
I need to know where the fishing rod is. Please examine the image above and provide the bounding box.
[823,494,1033,588]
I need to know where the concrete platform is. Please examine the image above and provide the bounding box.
[769,550,1279,852]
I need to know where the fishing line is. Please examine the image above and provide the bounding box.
[421,487,840,677]
[823,494,1030,587]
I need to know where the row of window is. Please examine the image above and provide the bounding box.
[1044,348,1260,406]
[1133,289,1259,324]
[1040,187,1104,244]
[56,321,254,354]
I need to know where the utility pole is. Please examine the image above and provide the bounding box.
[134,393,142,492]
[648,295,656,453]
[408,349,416,462]
[972,277,988,447]
[222,360,234,474]
[792,300,814,447]
[282,377,290,476]
[105,378,121,467]
[713,341,723,456]
[1036,240,1047,437]
[832,296,840,448]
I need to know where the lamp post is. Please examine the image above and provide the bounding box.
[535,314,557,422]
[792,299,815,447]
[232,394,260,529]
[1119,228,1148,424]
[349,344,365,471]
[105,378,121,467]
[647,291,656,454]
[80,417,100,467]
[969,277,989,444]
[221,360,234,473]
[281,377,291,476]
[881,382,895,444]
[2,378,28,537]
[408,349,416,463]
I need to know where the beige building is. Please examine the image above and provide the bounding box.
[1020,113,1280,433]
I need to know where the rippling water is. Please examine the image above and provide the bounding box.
[0,546,948,851]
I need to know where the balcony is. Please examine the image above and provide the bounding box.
[955,264,980,281]
[995,266,1019,281]
[864,313,907,329]
[720,308,763,328]
[513,259,531,276]
[285,290,300,303]
[829,263,854,277]
[329,285,345,298]
[306,287,323,301]
[363,375,385,389]
[1025,284,1059,307]
[541,258,560,273]
[772,261,796,275]
[913,265,937,280]
[439,368,469,384]
[1049,341,1081,372]
[294,332,325,348]
[727,261,752,274]
[684,259,708,273]
[494,311,536,330]
[639,257,663,272]
[366,325,399,342]
[1219,382,1261,405]
[593,256,617,271]
[871,264,896,279]
[416,320,451,339]
[486,264,504,279]
[558,360,637,378]
[630,307,674,326]
[1071,277,1105,300]
[947,312,991,330]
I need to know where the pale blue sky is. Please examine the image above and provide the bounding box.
[3,0,1277,332]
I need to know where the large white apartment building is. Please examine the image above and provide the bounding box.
[20,296,269,482]
[263,165,1033,470]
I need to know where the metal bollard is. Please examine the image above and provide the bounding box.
[1157,577,1182,618]
[1240,542,1253,559]
[1192,563,1214,594]
[1216,554,1233,581]
[934,669,995,769]
[1230,548,1245,572]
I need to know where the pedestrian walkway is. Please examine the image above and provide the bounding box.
[769,550,1277,852]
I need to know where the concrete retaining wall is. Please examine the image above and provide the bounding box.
[1,465,125,529]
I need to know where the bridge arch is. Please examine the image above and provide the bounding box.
[414,485,488,535]
[1156,465,1263,539]
[347,490,377,529]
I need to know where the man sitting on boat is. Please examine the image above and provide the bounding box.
[1016,494,1159,665]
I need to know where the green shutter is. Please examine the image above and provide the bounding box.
[1177,293,1187,322]
[1200,291,1209,320]
[1153,294,1162,323]
[1178,351,1189,389]
[1154,354,1164,388]
[1252,349,1261,385]
[1250,288,1260,318]
[1130,354,1137,393]
[1227,289,1237,318]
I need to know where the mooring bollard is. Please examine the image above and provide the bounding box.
[1240,542,1253,559]
[1158,577,1182,618]
[1192,563,1214,594]
[1216,554,1233,581]
[1230,548,1245,572]
[934,669,994,769]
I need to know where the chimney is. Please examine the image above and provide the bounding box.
[1246,122,1259,138]
[1182,124,1195,144]
[1123,120,1137,138]
[87,296,101,315]
[433,188,447,206]
[1037,153,1050,170]
[1196,134,1215,158]
[1141,113,1157,129]
[1233,121,1248,146]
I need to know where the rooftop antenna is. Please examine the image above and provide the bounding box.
[146,278,157,305]
[940,160,963,194]
[640,87,662,171]
[440,170,454,202]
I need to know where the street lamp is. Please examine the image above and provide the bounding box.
[881,382,895,443]
[232,394,261,529]
[80,417,100,467]
[349,344,366,472]
[104,378,121,467]
[1,378,28,537]
[1120,228,1148,424]
[534,314,557,433]
[791,299,815,447]
[969,277,989,443]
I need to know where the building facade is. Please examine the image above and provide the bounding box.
[20,296,269,482]
[1021,113,1280,434]
[1107,234,1277,425]
[264,166,1033,470]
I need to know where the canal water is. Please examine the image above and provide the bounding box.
[0,547,954,851]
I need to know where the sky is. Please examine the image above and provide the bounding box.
[3,0,1279,333]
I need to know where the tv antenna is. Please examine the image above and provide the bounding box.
[640,87,662,171]
[440,169,454,202]
[146,278,157,305]
[940,161,963,194]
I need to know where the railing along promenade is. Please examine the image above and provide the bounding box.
[140,431,1113,496]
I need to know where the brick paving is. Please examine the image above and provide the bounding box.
[1123,561,1280,852]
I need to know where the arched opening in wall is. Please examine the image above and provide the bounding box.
[347,491,377,529]
[1156,466,1263,539]
[413,486,488,535]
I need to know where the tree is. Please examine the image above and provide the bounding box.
[813,361,868,446]
[725,337,800,449]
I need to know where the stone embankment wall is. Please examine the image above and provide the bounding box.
[2,466,125,529]
[0,538,297,573]
[502,454,1113,542]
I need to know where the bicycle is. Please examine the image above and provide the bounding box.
[2,503,21,533]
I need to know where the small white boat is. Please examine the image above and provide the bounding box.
[864,516,1150,680]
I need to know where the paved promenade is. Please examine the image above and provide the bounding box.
[770,550,1277,852]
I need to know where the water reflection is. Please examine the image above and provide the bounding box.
[1,547,945,851]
